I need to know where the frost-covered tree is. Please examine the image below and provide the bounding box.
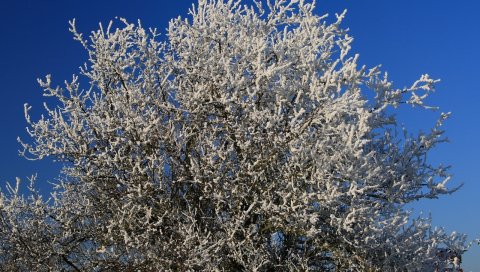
[0,0,468,271]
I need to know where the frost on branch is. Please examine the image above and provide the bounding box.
[1,0,467,271]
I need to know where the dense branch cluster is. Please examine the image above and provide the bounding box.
[0,0,467,271]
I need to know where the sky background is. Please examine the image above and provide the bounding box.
[0,0,478,270]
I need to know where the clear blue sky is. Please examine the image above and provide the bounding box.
[0,0,478,270]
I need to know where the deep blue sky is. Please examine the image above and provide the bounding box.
[0,0,478,269]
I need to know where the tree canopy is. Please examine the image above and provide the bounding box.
[0,0,467,271]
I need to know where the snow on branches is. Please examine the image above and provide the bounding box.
[1,0,467,271]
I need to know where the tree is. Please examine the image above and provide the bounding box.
[0,0,468,271]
